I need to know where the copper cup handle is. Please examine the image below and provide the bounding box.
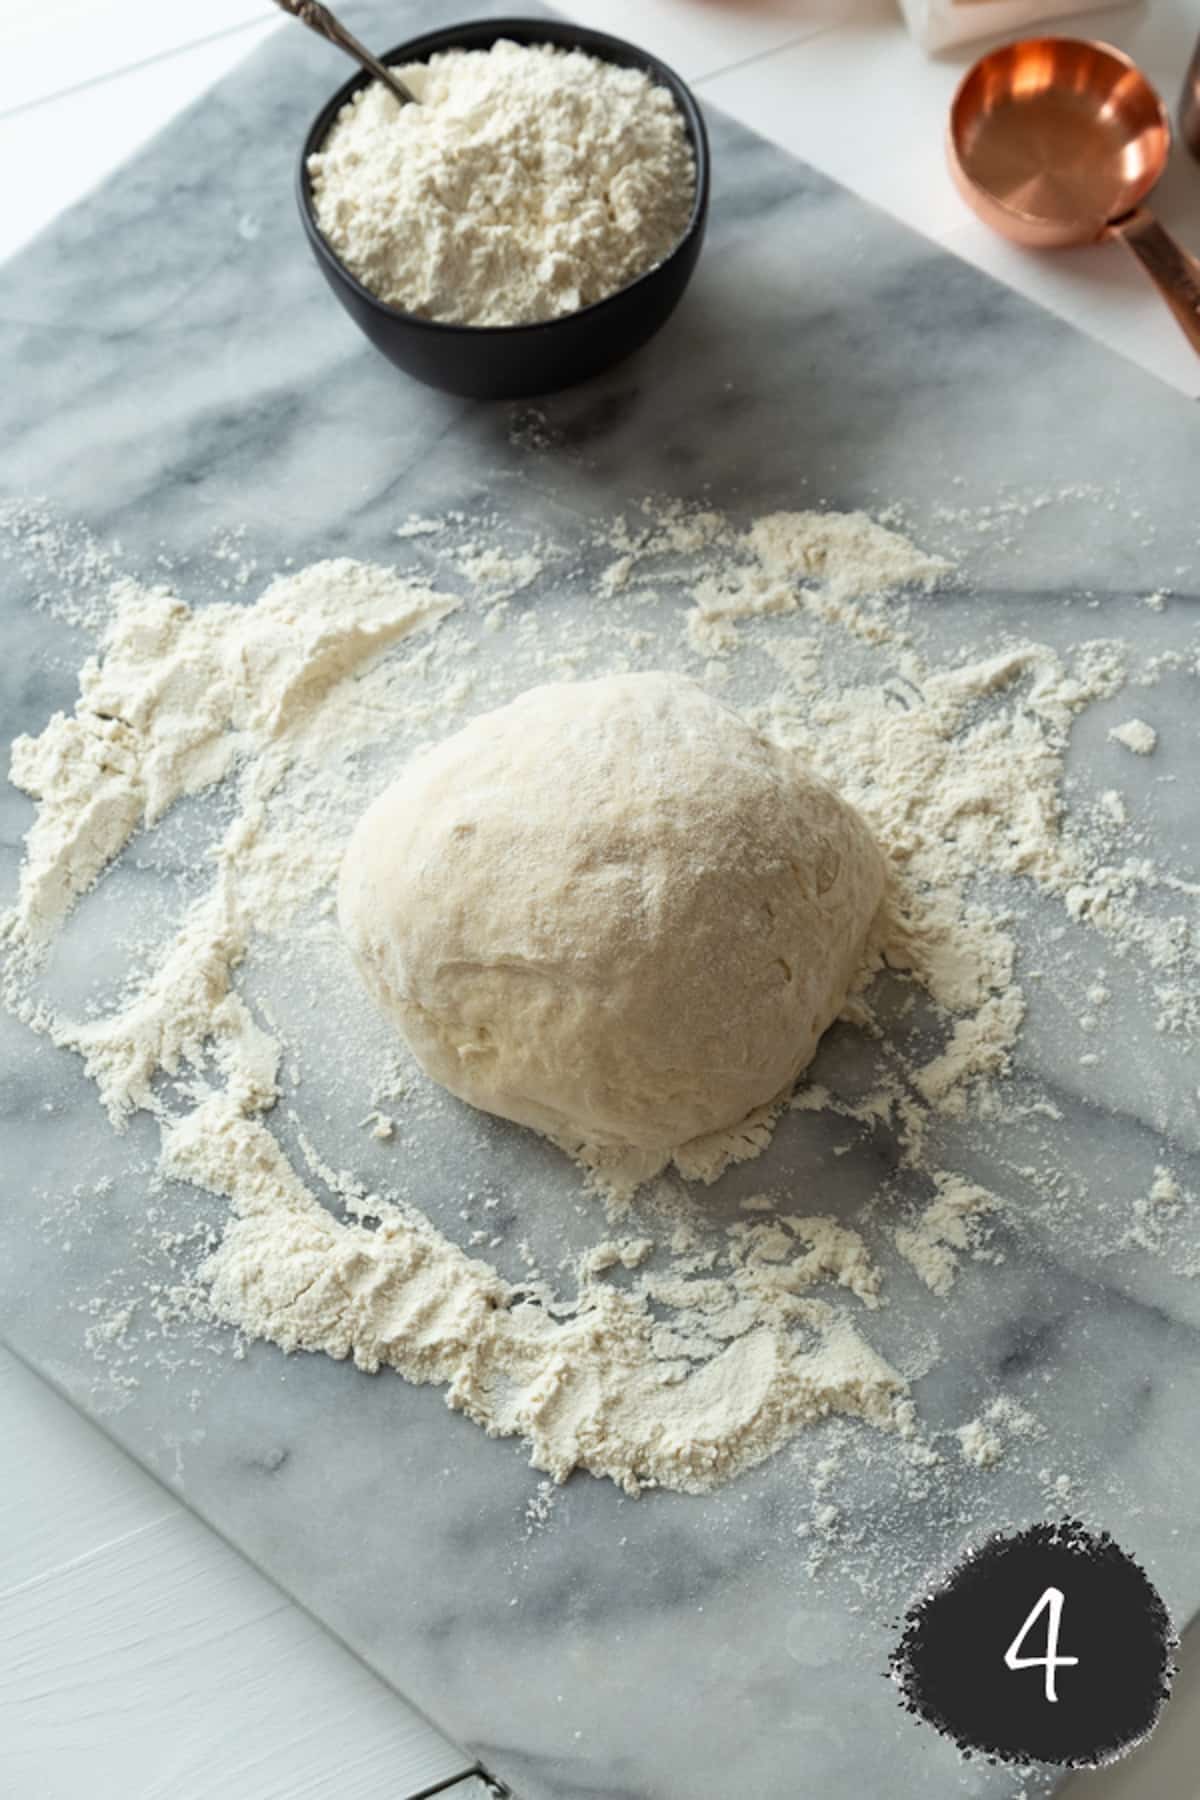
[1110,208,1200,356]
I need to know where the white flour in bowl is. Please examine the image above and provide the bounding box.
[307,39,696,326]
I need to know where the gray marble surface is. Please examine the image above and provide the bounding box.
[2,5,1199,1798]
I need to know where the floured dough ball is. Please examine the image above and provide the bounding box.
[338,672,885,1156]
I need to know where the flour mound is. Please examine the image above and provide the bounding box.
[338,673,885,1169]
[307,40,695,326]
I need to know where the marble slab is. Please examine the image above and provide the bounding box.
[2,5,1199,1798]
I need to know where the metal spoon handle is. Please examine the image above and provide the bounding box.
[273,0,419,106]
[1113,208,1200,357]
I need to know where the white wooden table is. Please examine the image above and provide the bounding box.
[3,4,1199,1795]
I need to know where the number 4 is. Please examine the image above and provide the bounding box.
[1004,1586,1080,1702]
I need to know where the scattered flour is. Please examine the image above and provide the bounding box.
[1108,717,1158,755]
[457,547,543,594]
[4,559,456,948]
[956,1397,1042,1469]
[684,508,949,651]
[895,1175,999,1298]
[956,1417,1004,1469]
[308,40,695,325]
[1124,1164,1189,1254]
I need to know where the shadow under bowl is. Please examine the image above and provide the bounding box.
[296,15,710,400]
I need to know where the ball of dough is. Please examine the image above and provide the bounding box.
[338,672,884,1154]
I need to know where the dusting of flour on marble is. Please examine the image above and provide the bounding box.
[2,489,1197,1504]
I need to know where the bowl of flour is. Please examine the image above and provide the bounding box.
[297,17,709,398]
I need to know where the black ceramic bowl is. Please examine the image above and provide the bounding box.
[297,17,709,399]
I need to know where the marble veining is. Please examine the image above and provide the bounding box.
[2,5,1199,1798]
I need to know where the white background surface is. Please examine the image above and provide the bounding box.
[2,3,1198,1796]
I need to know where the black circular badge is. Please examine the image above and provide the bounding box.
[890,1520,1176,1767]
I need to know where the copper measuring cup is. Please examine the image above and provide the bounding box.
[948,37,1200,356]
